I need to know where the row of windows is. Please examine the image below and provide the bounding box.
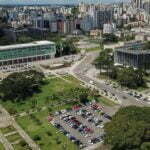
[0,46,56,60]
[0,55,52,66]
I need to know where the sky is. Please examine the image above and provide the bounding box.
[0,0,127,5]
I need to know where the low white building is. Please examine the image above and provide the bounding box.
[103,23,116,34]
[135,33,147,41]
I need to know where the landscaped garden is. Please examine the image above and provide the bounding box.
[0,71,117,150]
[0,126,31,150]
[0,75,82,114]
[0,126,16,135]
[0,73,115,115]
[0,142,5,150]
[17,109,78,150]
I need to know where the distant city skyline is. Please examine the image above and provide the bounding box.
[0,0,127,5]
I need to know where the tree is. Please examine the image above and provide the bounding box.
[55,39,77,57]
[124,34,135,41]
[117,67,145,89]
[143,41,150,50]
[33,135,41,141]
[0,70,44,101]
[104,106,150,150]
[78,88,90,104]
[108,66,118,79]
[62,39,77,55]
[94,49,113,74]
[71,7,79,18]
[103,34,118,43]
[140,142,150,150]
[17,35,34,43]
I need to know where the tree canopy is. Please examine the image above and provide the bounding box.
[55,39,77,57]
[104,106,150,150]
[94,49,145,89]
[117,67,145,89]
[143,41,150,50]
[71,6,79,18]
[103,34,118,43]
[0,70,44,101]
[94,48,113,73]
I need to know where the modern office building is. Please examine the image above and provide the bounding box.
[103,23,116,34]
[114,42,150,69]
[95,9,113,29]
[0,41,56,72]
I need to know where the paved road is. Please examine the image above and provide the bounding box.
[71,51,150,107]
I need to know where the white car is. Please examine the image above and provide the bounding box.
[61,109,67,114]
[89,80,94,85]
[99,125,104,128]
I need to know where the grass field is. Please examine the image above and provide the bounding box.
[17,109,78,150]
[0,75,116,150]
[0,142,5,150]
[78,47,101,52]
[0,77,81,114]
[7,133,22,143]
[97,96,116,106]
[85,47,101,52]
[0,126,16,135]
[1,75,117,115]
[62,74,83,84]
[13,142,31,150]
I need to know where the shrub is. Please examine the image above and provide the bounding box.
[33,135,41,141]
[46,131,52,136]
[20,140,27,147]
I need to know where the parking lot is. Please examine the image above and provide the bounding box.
[50,102,112,149]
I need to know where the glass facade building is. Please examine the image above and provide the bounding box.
[0,41,56,72]
[114,42,150,70]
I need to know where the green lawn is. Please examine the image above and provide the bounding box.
[62,75,83,85]
[0,126,16,135]
[1,77,81,114]
[13,143,31,150]
[1,75,116,115]
[85,47,101,52]
[7,133,22,143]
[17,109,78,150]
[0,75,116,150]
[136,86,148,92]
[97,96,116,106]
[78,47,101,52]
[0,142,5,150]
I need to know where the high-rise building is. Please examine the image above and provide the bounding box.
[95,9,113,29]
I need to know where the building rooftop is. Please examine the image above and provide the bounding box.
[115,49,150,54]
[114,41,150,54]
[115,41,145,50]
[0,41,55,51]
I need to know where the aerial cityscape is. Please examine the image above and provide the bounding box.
[0,0,149,150]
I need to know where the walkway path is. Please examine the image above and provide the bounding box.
[0,132,14,150]
[0,105,40,150]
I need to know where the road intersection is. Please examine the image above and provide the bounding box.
[70,51,150,107]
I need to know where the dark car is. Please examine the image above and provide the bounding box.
[74,140,81,145]
[103,114,112,120]
[54,123,62,128]
[91,138,100,144]
[73,125,78,129]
